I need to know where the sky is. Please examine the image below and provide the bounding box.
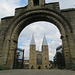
[0,0,75,61]
[18,22,62,61]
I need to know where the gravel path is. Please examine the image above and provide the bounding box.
[0,69,75,75]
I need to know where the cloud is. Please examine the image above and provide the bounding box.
[45,0,75,9]
[18,21,62,61]
[0,0,24,20]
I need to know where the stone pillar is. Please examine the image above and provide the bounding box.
[42,45,49,69]
[7,39,17,68]
[67,33,75,67]
[29,35,36,69]
[1,39,10,66]
[0,38,3,65]
[29,45,36,69]
[61,36,71,69]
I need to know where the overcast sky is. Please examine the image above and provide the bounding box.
[18,22,62,60]
[0,0,75,61]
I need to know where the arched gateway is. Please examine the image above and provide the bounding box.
[0,0,75,69]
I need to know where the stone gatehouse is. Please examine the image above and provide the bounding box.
[0,0,75,69]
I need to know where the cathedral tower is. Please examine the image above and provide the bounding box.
[29,35,36,69]
[42,36,50,69]
[28,0,45,8]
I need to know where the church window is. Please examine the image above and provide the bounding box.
[33,0,39,6]
[37,54,42,65]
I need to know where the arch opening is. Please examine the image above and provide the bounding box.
[38,66,41,69]
[15,21,64,69]
[5,10,71,69]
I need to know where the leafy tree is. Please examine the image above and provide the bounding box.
[54,52,66,69]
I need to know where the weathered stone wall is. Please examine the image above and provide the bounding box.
[61,9,75,65]
[15,6,27,16]
[0,22,2,58]
[45,2,60,12]
[61,9,75,33]
[0,17,14,65]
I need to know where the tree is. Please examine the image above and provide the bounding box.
[54,52,66,69]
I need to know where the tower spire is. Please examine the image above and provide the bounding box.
[30,35,35,45]
[42,35,48,45]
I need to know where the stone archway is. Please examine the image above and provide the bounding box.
[0,1,75,69]
[6,9,72,69]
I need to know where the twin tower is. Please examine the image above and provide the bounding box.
[29,35,50,69]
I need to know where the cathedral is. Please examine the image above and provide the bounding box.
[29,35,50,69]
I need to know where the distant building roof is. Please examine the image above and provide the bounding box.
[56,45,62,51]
[56,45,63,53]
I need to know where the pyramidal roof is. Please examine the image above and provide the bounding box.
[30,35,35,45]
[42,36,48,45]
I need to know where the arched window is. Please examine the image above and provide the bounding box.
[37,54,42,65]
[33,0,39,6]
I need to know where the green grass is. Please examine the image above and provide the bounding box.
[0,65,10,70]
[71,64,75,71]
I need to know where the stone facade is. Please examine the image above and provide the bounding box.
[29,36,49,69]
[0,0,75,69]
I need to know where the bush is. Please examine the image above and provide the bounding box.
[0,65,10,70]
[71,64,75,71]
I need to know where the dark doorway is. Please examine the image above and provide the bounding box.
[31,66,34,69]
[38,66,41,69]
[45,66,47,69]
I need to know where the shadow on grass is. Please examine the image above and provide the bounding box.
[0,65,10,70]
